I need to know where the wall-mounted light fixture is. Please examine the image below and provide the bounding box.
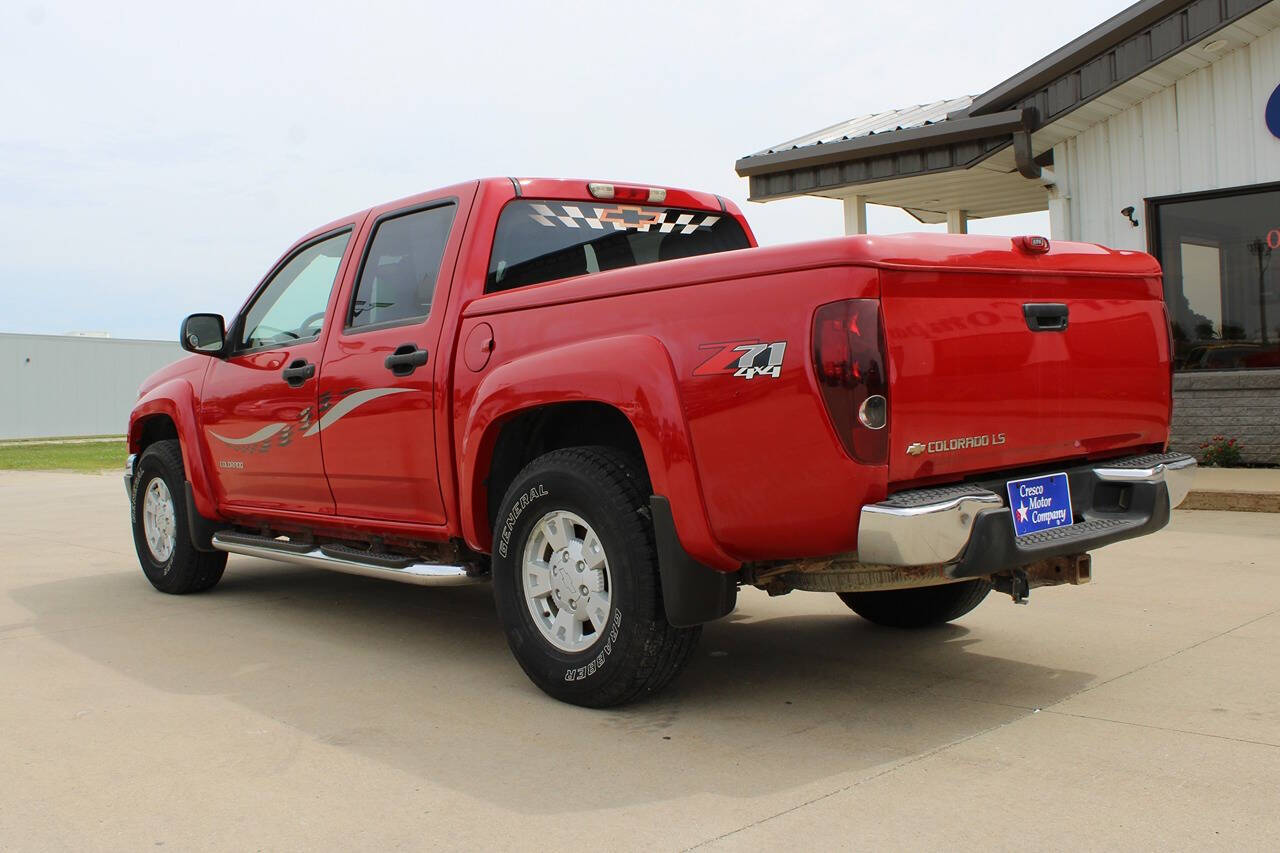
[1121,206,1140,228]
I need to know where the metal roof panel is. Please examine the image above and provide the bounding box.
[751,96,974,156]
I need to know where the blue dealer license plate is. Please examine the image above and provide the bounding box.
[1006,472,1074,537]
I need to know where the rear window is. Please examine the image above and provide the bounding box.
[486,199,749,293]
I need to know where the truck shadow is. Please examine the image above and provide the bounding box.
[11,560,1095,813]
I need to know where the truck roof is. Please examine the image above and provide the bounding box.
[299,178,734,245]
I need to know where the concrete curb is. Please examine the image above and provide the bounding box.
[1181,490,1280,513]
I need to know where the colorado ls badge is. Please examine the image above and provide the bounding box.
[1006,472,1074,537]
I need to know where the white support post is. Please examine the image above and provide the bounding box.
[842,195,868,236]
[946,209,968,234]
[1047,193,1071,241]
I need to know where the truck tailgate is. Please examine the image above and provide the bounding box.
[881,265,1171,484]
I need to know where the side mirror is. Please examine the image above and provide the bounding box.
[180,313,226,356]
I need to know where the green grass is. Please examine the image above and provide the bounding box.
[0,433,123,444]
[0,440,128,472]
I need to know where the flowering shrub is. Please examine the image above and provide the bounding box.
[1199,435,1243,467]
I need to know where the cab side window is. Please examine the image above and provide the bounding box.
[241,231,352,350]
[348,203,457,331]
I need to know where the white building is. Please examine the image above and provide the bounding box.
[0,333,182,440]
[736,0,1280,463]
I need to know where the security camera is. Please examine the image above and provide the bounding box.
[1121,206,1139,227]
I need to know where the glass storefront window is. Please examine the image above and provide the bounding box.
[1152,184,1280,371]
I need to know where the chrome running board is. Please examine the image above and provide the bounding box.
[211,531,483,587]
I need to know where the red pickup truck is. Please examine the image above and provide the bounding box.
[126,177,1195,707]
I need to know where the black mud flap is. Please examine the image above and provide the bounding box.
[649,496,737,628]
[185,481,220,552]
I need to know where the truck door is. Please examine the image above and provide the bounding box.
[316,192,471,526]
[200,226,359,513]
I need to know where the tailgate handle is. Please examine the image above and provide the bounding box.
[1023,303,1069,332]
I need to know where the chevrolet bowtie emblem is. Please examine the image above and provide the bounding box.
[906,442,926,456]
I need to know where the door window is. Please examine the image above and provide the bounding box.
[348,204,457,330]
[240,231,352,350]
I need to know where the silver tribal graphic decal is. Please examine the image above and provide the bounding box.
[208,423,287,446]
[208,387,413,455]
[300,387,410,437]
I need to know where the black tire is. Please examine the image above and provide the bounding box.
[129,439,227,594]
[838,579,991,628]
[491,447,700,707]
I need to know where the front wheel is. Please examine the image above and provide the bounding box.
[491,447,700,707]
[838,579,991,628]
[129,439,227,594]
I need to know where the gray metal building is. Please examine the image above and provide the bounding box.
[1,333,182,440]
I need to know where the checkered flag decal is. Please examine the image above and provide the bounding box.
[528,203,720,234]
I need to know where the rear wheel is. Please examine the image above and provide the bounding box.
[491,447,700,707]
[838,579,991,628]
[129,440,226,594]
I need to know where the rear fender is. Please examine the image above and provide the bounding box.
[460,334,737,571]
[128,380,223,521]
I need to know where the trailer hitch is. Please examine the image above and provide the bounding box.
[992,554,1092,605]
[993,568,1031,604]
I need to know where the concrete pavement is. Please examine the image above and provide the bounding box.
[2,471,1278,850]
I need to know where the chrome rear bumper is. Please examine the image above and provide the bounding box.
[1094,453,1196,509]
[857,452,1197,571]
[857,486,1002,566]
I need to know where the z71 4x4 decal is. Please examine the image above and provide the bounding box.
[693,340,787,380]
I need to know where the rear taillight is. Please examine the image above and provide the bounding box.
[812,299,889,464]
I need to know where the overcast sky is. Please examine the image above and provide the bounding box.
[1,0,1131,339]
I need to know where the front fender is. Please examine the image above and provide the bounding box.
[459,334,737,571]
[128,380,223,521]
